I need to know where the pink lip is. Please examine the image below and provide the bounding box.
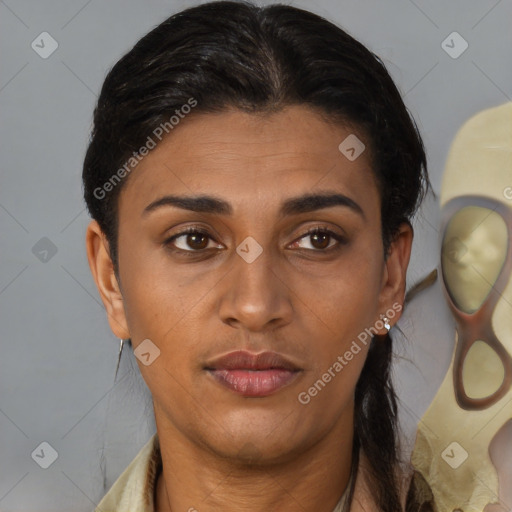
[204,350,302,397]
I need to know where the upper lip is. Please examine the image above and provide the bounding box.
[204,350,302,371]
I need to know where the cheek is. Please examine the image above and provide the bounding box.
[303,263,384,404]
[295,269,378,416]
[117,236,216,340]
[117,247,222,396]
[298,251,383,338]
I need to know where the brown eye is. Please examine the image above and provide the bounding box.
[185,232,209,250]
[165,228,222,252]
[310,231,331,250]
[291,228,345,251]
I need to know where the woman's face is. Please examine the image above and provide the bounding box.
[87,105,411,463]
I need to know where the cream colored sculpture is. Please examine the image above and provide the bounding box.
[411,102,512,511]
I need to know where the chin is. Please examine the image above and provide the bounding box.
[204,417,314,465]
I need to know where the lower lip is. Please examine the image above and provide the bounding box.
[208,369,300,397]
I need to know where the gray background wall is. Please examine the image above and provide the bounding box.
[1,0,511,510]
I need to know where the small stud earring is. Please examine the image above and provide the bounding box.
[383,317,391,331]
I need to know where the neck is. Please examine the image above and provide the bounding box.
[154,408,355,512]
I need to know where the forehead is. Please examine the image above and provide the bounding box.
[118,105,379,216]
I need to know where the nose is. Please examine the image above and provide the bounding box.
[218,244,293,333]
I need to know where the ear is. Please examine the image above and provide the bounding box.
[85,220,130,339]
[377,222,413,329]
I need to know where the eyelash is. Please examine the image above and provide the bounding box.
[163,225,347,255]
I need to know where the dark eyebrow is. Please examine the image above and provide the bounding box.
[142,192,365,219]
[143,195,232,216]
[280,192,365,219]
